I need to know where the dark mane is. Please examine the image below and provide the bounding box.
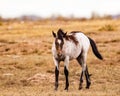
[57,29,65,35]
[56,29,79,45]
[57,29,64,41]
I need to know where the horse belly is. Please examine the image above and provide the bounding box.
[70,48,81,59]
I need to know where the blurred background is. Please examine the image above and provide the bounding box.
[0,0,120,21]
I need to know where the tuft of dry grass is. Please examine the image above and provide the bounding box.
[98,24,116,31]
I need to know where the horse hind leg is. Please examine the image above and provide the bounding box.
[85,66,91,89]
[79,70,83,90]
[77,52,91,90]
[77,55,84,90]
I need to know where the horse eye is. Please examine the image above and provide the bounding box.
[55,42,59,45]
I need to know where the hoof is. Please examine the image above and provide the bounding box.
[86,82,91,89]
[86,85,90,89]
[86,87,89,89]
[54,87,58,91]
[64,87,68,91]
[78,86,82,90]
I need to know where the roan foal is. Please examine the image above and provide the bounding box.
[52,29,103,91]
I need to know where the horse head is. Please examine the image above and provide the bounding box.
[52,29,67,57]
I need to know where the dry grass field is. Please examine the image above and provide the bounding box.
[0,19,120,96]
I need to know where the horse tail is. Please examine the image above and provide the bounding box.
[88,37,103,60]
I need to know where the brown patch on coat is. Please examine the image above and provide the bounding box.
[65,34,78,45]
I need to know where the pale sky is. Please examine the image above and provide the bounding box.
[0,0,120,18]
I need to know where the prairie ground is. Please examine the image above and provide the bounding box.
[0,19,120,96]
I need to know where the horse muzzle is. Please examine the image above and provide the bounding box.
[57,53,62,57]
[57,53,65,61]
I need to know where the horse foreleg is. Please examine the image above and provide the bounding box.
[64,56,69,91]
[55,66,59,90]
[64,66,69,91]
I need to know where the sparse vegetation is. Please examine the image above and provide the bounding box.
[98,24,116,31]
[0,19,120,96]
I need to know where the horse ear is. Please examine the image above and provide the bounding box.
[52,31,56,38]
[65,32,67,36]
[63,32,67,37]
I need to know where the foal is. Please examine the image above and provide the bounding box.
[52,29,103,91]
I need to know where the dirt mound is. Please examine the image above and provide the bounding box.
[26,73,54,84]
